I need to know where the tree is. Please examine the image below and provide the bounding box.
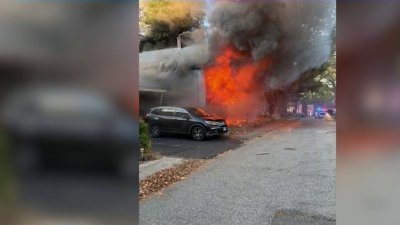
[317,51,336,94]
[139,0,205,51]
[299,50,336,107]
[265,23,336,116]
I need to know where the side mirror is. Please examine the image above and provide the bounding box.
[183,114,191,120]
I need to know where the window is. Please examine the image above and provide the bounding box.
[161,108,175,116]
[176,112,190,118]
[151,108,163,115]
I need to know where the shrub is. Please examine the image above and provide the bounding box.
[139,118,152,154]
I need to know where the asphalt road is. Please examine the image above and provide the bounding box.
[140,118,336,225]
[151,134,243,159]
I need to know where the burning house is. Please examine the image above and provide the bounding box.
[139,45,208,117]
[140,1,335,124]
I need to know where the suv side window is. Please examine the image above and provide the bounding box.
[160,108,175,117]
[151,108,163,115]
[176,112,190,118]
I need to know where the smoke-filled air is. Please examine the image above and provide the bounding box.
[204,0,335,124]
[139,0,336,124]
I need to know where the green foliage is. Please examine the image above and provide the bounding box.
[317,51,336,93]
[139,0,205,51]
[300,51,336,106]
[139,118,152,154]
[289,67,323,98]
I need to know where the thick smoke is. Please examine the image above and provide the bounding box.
[208,1,282,60]
[207,0,336,89]
[139,0,335,117]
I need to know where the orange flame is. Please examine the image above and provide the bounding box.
[204,47,271,125]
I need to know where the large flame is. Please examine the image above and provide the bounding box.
[204,47,271,125]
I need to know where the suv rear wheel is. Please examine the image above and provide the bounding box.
[150,124,161,138]
[191,126,205,141]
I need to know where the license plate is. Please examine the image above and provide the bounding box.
[223,127,227,131]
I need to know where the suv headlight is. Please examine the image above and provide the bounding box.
[205,120,218,126]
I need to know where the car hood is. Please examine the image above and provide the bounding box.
[202,116,225,122]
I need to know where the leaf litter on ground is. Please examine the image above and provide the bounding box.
[139,159,207,201]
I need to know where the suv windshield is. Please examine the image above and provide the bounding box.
[186,108,212,118]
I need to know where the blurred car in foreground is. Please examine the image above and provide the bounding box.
[145,106,228,141]
[0,87,137,176]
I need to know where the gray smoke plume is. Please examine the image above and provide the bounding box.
[207,0,336,89]
[208,1,282,60]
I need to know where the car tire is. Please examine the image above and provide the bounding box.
[191,126,206,141]
[150,124,161,138]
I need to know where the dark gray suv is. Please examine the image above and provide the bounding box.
[144,106,228,141]
[0,87,137,176]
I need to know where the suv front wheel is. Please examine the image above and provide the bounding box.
[191,126,206,141]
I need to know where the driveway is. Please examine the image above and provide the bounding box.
[140,118,336,225]
[150,119,297,159]
[151,134,242,159]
